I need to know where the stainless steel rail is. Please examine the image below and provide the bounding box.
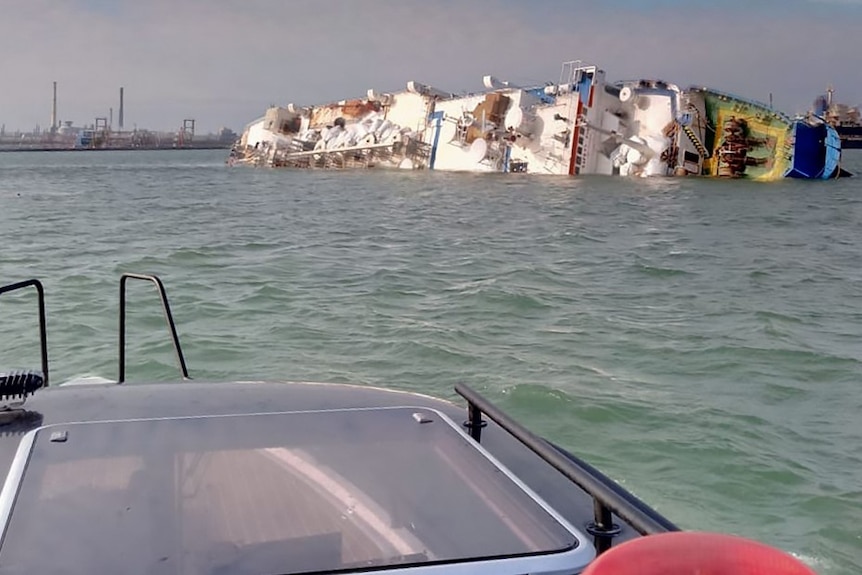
[119,273,190,383]
[0,279,49,386]
[455,382,679,553]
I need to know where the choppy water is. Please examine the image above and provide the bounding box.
[1,149,861,572]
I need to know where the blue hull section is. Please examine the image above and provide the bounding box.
[823,125,843,178]
[785,121,843,179]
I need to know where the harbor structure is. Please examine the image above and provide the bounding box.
[0,83,234,151]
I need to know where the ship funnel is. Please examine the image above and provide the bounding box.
[51,81,57,132]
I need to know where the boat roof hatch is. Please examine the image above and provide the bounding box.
[0,406,594,575]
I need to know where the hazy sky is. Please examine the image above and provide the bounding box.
[2,0,860,134]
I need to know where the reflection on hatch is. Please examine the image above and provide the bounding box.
[0,407,592,575]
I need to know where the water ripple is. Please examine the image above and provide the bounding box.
[1,149,862,573]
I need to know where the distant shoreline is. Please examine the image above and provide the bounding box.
[0,145,230,153]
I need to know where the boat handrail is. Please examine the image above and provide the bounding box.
[0,280,49,387]
[118,273,190,383]
[455,382,679,553]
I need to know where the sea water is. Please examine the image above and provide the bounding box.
[1,149,860,572]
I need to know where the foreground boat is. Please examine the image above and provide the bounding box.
[0,275,819,574]
[230,61,849,180]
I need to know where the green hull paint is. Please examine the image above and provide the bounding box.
[693,89,793,181]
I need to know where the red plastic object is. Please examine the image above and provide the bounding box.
[582,531,817,575]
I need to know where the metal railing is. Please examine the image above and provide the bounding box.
[118,273,190,383]
[455,383,679,553]
[0,279,49,387]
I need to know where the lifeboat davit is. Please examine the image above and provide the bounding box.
[583,531,817,575]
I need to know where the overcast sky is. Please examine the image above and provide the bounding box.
[1,0,860,134]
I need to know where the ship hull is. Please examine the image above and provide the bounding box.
[836,125,862,149]
[231,66,848,180]
[686,88,792,181]
[785,122,843,179]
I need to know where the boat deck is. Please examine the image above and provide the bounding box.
[0,383,611,574]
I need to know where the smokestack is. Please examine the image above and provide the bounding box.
[51,81,57,132]
[119,87,124,130]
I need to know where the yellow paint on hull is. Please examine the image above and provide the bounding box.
[702,94,793,181]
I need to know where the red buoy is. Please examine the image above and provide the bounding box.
[582,531,817,575]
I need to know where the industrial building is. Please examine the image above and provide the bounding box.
[0,83,235,151]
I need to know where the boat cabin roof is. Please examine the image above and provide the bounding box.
[0,405,593,575]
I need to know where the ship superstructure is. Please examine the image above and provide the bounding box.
[231,61,848,180]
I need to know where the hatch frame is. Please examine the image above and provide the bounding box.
[0,405,597,575]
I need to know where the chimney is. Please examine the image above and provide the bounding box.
[119,87,124,130]
[51,81,57,132]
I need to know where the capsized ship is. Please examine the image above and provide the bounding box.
[230,61,848,180]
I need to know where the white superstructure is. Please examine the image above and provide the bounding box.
[230,61,687,178]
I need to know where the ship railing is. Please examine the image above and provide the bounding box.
[455,382,679,555]
[0,274,190,386]
[0,280,49,386]
[119,273,190,383]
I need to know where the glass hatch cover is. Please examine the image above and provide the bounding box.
[0,407,592,574]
